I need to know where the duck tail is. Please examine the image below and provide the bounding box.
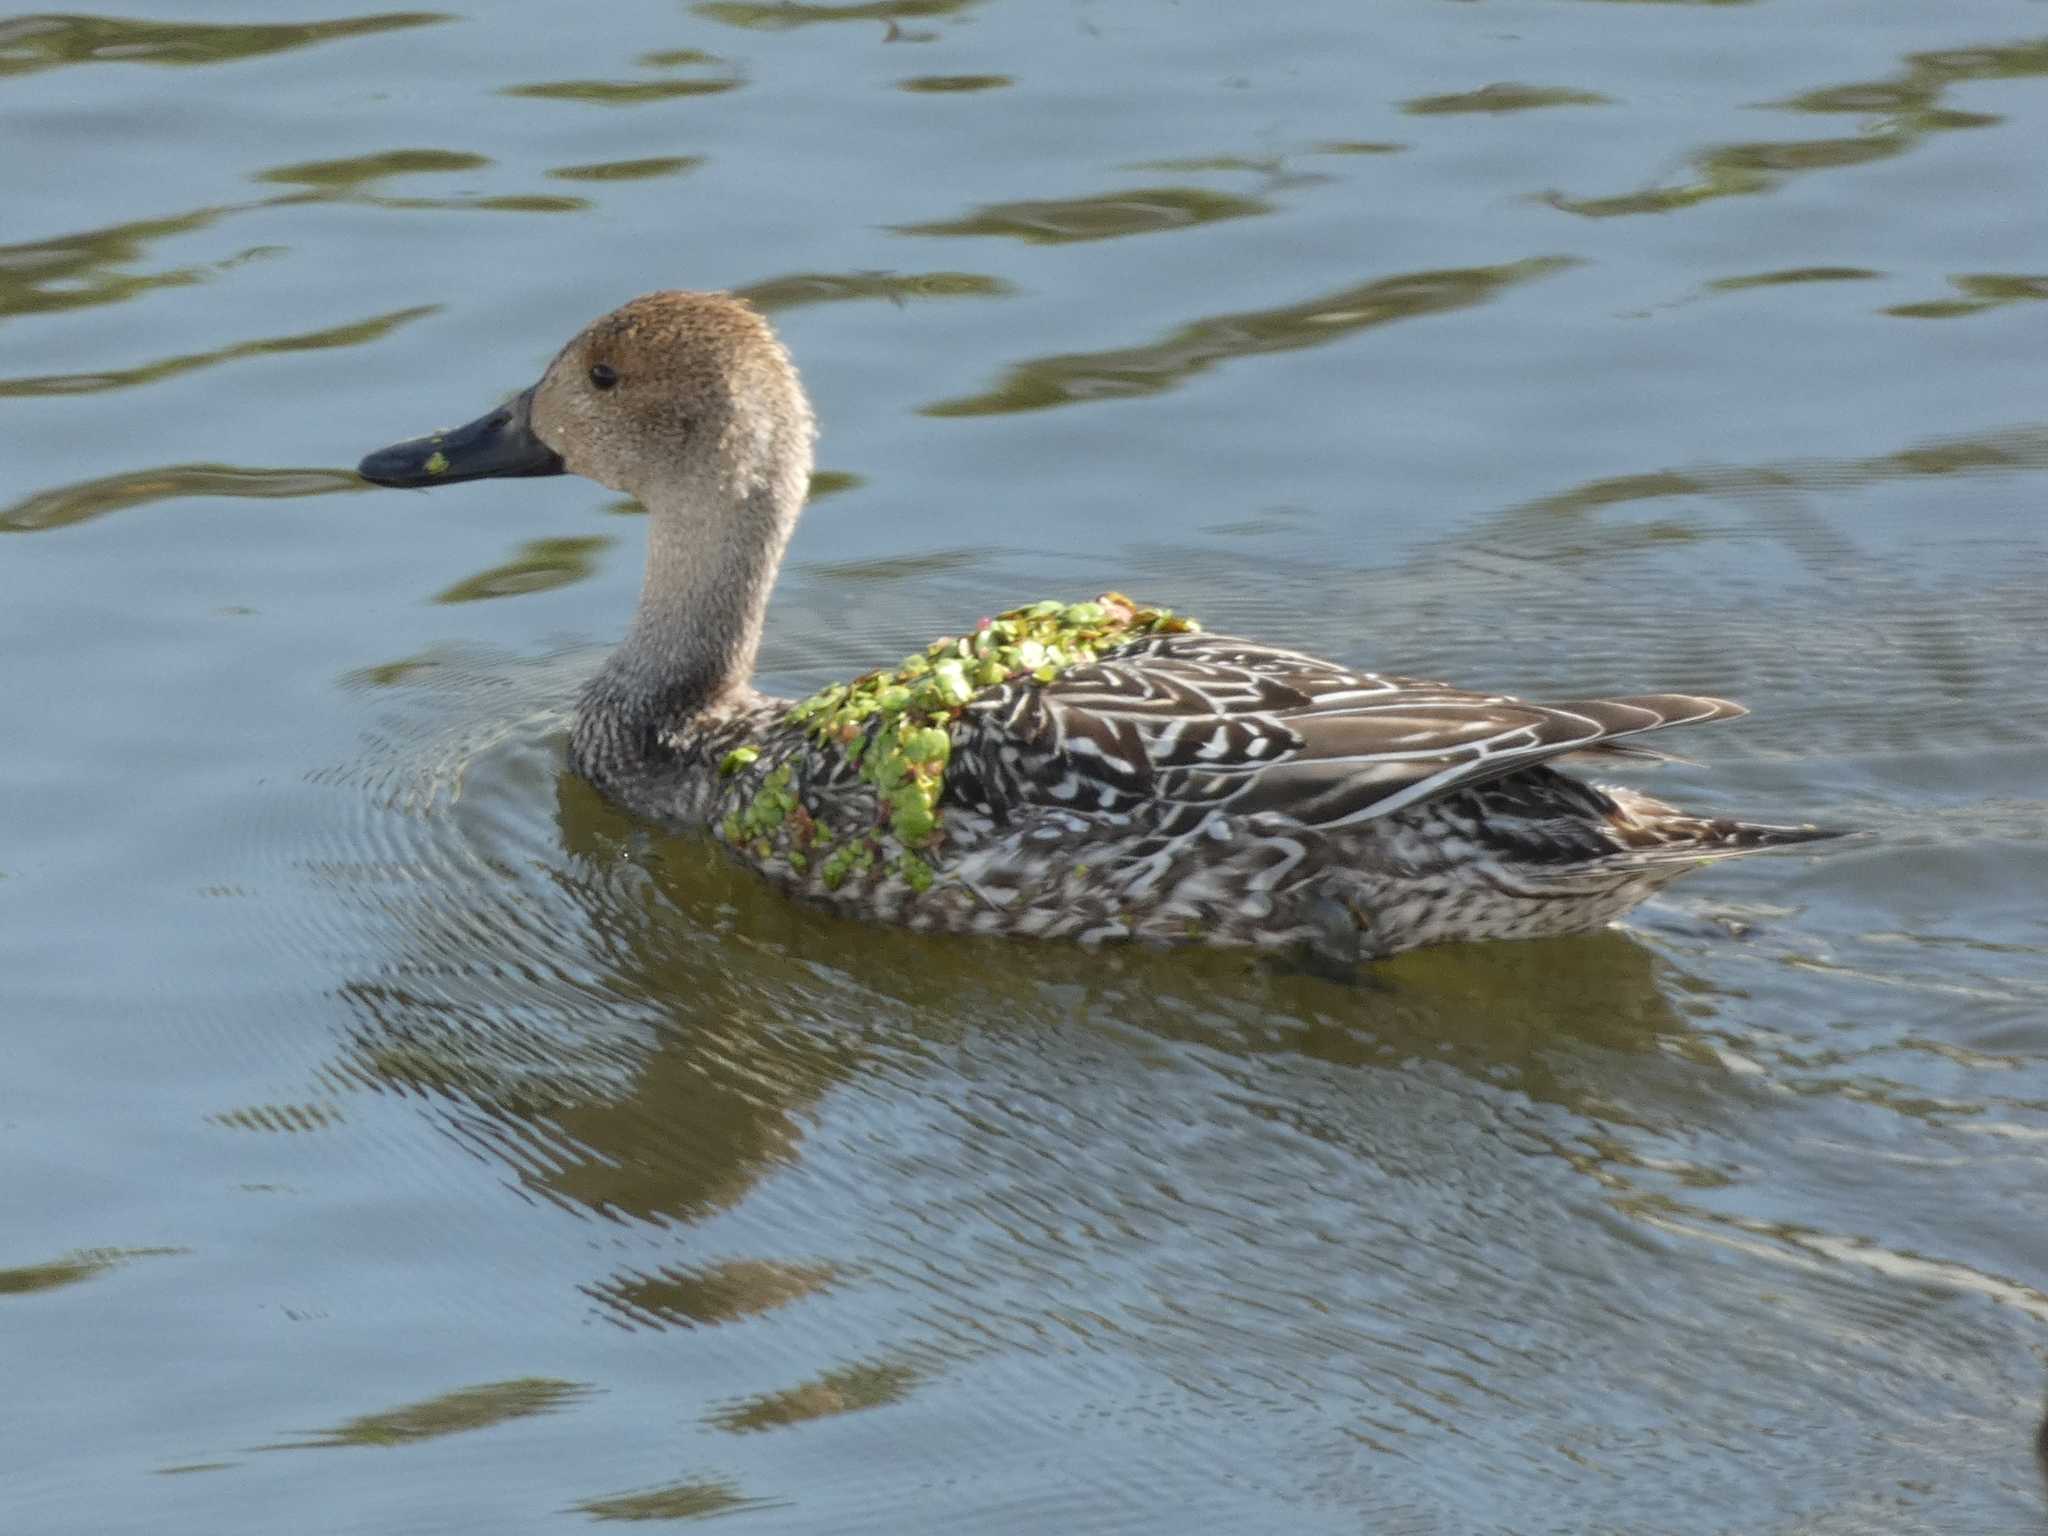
[1601,783,1858,873]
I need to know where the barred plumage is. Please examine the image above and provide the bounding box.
[648,623,1844,963]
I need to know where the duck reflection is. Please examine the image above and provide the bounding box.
[322,701,1720,1342]
[2038,1400,2048,1503]
[338,771,855,1230]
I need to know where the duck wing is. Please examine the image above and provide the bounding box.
[947,631,1744,831]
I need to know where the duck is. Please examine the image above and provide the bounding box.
[358,290,1845,964]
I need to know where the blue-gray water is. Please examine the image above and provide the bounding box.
[5,3,2047,1531]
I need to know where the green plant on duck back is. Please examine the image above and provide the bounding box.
[716,594,1199,890]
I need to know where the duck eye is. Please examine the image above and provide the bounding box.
[589,363,620,391]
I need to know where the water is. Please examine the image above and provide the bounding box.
[4,2,2047,1530]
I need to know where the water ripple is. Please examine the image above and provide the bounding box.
[0,462,361,533]
[258,1377,593,1450]
[736,269,1015,312]
[433,535,614,605]
[0,205,248,323]
[0,304,437,398]
[0,11,446,79]
[923,257,1576,416]
[895,186,1271,245]
[1547,35,2048,218]
[546,156,703,183]
[573,1478,783,1522]
[1400,82,1610,116]
[693,0,978,32]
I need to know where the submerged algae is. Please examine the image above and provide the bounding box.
[720,593,1198,888]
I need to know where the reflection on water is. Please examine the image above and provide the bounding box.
[326,768,856,1228]
[710,1359,920,1432]
[10,0,2048,1529]
[692,0,977,31]
[0,1246,182,1294]
[433,535,613,604]
[257,150,590,214]
[1550,36,2048,217]
[737,270,1014,311]
[0,11,445,78]
[1505,419,2048,524]
[0,305,437,398]
[262,1378,592,1450]
[1312,139,1405,156]
[898,73,1010,93]
[0,206,244,322]
[1887,272,2048,321]
[258,148,490,192]
[0,164,581,330]
[505,79,739,104]
[1400,82,1609,115]
[924,257,1573,415]
[282,675,1793,1519]
[584,1257,841,1332]
[547,156,704,183]
[0,463,361,534]
[1708,265,1882,291]
[505,52,744,106]
[273,652,2038,1525]
[208,1103,343,1133]
[574,1477,777,1522]
[315,699,1706,1270]
[895,186,1271,245]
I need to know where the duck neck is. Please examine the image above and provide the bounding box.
[572,458,805,787]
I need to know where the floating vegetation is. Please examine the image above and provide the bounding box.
[719,594,1198,888]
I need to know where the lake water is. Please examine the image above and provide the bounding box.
[5,2,2047,1531]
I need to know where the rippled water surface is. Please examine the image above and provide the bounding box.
[6,3,2048,1531]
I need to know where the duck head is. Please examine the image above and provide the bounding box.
[357,290,814,507]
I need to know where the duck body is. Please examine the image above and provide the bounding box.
[573,593,1834,964]
[359,290,1844,964]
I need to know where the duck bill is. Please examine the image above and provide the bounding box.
[357,386,565,488]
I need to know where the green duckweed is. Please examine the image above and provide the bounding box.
[724,592,1199,886]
